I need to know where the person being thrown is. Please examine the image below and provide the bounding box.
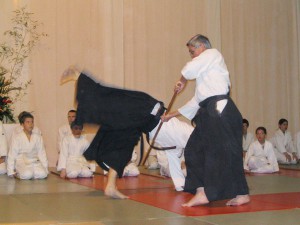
[61,66,166,199]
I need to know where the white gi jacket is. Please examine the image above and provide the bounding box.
[57,134,90,171]
[7,131,48,176]
[58,124,72,153]
[179,48,231,120]
[294,131,300,157]
[0,122,8,174]
[271,129,295,154]
[243,132,254,151]
[244,140,279,173]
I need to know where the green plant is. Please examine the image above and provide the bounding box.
[0,6,47,122]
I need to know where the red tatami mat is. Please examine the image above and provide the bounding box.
[67,174,173,191]
[62,173,300,216]
[130,190,300,216]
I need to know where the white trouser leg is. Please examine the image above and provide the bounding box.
[165,148,185,191]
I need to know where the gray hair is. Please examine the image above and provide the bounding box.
[186,34,212,49]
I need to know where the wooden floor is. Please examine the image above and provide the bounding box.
[0,165,300,225]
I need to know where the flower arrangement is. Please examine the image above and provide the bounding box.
[0,6,47,122]
[0,74,14,122]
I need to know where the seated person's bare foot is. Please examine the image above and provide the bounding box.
[182,187,209,207]
[60,65,81,84]
[226,195,250,206]
[105,186,129,199]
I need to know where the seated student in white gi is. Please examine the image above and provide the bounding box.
[10,111,42,148]
[244,127,279,173]
[123,150,140,177]
[7,112,48,179]
[57,122,93,179]
[271,118,298,164]
[242,119,254,158]
[0,121,8,174]
[294,131,300,160]
[58,110,76,154]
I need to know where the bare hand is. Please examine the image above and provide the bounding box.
[60,169,67,178]
[292,152,298,161]
[174,81,185,93]
[284,152,291,162]
[161,113,173,122]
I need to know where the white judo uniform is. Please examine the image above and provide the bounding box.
[7,131,48,179]
[294,131,300,158]
[0,122,8,174]
[57,134,93,178]
[243,132,254,152]
[271,129,297,164]
[149,117,194,191]
[58,124,72,153]
[244,140,279,173]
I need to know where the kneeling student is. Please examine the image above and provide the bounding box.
[57,122,93,179]
[244,127,279,173]
[7,112,48,179]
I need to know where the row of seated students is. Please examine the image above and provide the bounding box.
[57,110,140,178]
[0,109,186,192]
[242,118,300,174]
[2,111,298,182]
[0,111,95,179]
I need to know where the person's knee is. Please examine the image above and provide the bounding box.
[19,170,34,179]
[34,169,48,179]
[248,157,257,169]
[80,168,93,177]
[67,170,79,178]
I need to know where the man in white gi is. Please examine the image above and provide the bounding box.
[244,127,279,173]
[162,34,250,207]
[58,110,76,153]
[149,117,193,191]
[0,121,8,174]
[271,118,298,164]
[242,119,254,158]
[57,121,93,178]
[7,112,48,179]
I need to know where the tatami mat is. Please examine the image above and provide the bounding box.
[52,168,300,217]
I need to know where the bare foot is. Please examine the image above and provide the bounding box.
[60,65,80,84]
[226,195,250,206]
[182,187,209,207]
[104,186,129,199]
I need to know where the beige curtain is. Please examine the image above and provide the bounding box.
[0,0,299,166]
[221,0,300,134]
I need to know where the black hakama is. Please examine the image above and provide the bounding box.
[183,95,249,201]
[75,73,163,177]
